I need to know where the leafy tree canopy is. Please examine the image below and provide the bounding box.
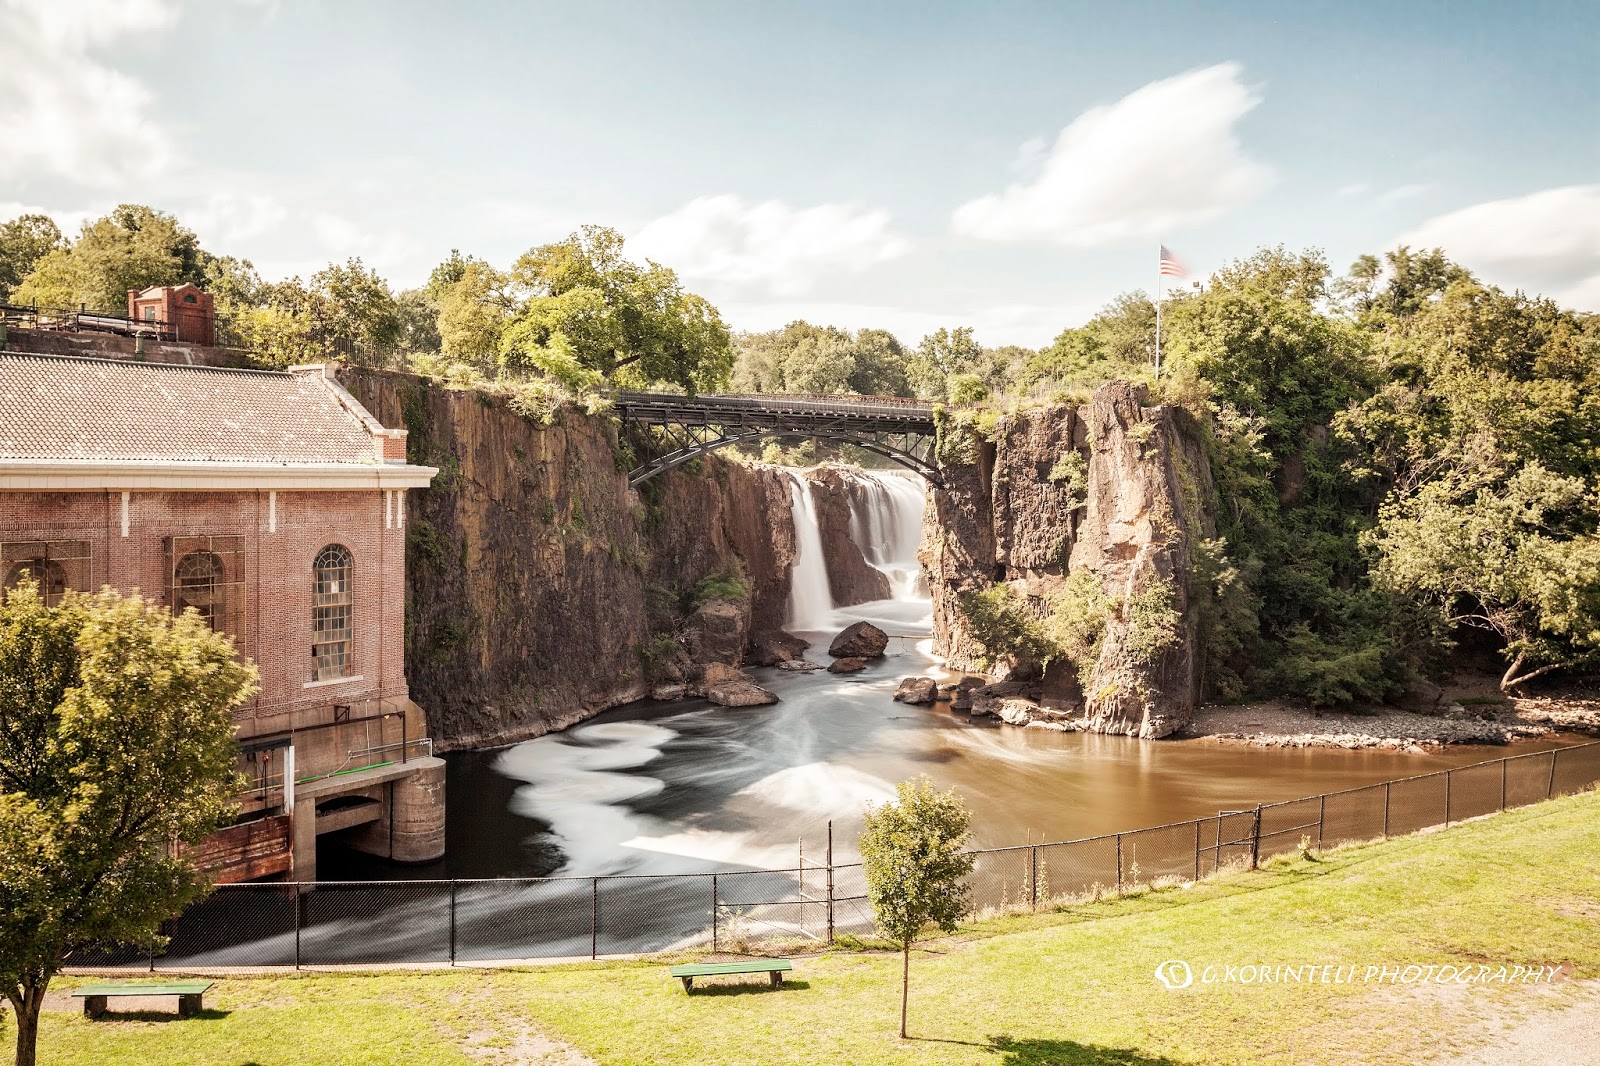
[858,776,975,1038]
[0,214,64,303]
[10,205,210,312]
[0,583,257,1066]
[500,225,733,393]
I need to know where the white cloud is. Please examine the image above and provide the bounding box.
[187,193,289,246]
[1396,184,1600,310]
[1337,183,1371,198]
[952,63,1274,247]
[717,298,1092,350]
[0,0,181,185]
[631,195,910,296]
[1379,183,1432,203]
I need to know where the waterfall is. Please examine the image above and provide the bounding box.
[785,472,833,630]
[845,471,927,600]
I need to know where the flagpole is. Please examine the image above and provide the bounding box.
[1154,243,1163,378]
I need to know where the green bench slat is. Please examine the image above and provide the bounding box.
[73,982,213,997]
[669,960,792,977]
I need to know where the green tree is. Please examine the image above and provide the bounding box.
[434,257,513,363]
[0,215,64,303]
[306,258,403,358]
[906,326,987,399]
[501,225,732,393]
[0,584,257,1066]
[1367,465,1600,692]
[858,776,975,1039]
[11,205,208,312]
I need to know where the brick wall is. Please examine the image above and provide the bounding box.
[0,487,409,734]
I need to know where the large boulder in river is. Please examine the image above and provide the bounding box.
[829,621,888,659]
[779,658,824,671]
[680,598,749,667]
[746,629,811,667]
[828,657,869,674]
[893,677,939,704]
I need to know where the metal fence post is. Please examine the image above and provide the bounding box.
[1383,781,1391,839]
[826,820,835,945]
[1318,795,1327,849]
[711,874,719,953]
[294,884,302,970]
[1249,806,1262,870]
[1193,821,1201,882]
[448,882,457,967]
[1030,846,1039,912]
[1548,749,1559,798]
[590,878,599,960]
[1501,757,1508,811]
[1444,770,1452,828]
[1115,834,1123,893]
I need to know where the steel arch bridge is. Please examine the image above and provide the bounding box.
[613,391,941,487]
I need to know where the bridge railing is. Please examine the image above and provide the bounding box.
[612,389,936,422]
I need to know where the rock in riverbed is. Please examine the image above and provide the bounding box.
[707,678,779,707]
[828,657,870,674]
[893,677,939,704]
[829,621,888,659]
[778,658,824,671]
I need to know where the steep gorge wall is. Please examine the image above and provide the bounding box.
[343,370,795,749]
[923,382,1215,737]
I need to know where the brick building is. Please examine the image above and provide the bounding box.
[0,352,443,881]
[127,282,216,345]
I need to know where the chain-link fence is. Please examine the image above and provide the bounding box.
[72,740,1600,971]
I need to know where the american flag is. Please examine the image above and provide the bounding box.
[1159,245,1185,278]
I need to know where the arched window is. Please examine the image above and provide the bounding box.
[312,544,353,681]
[174,550,226,630]
[4,558,69,607]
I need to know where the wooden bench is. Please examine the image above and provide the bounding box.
[72,981,214,1019]
[669,959,793,992]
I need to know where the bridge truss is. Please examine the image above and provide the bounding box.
[613,391,941,487]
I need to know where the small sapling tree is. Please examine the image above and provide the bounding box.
[858,775,975,1039]
[0,583,256,1066]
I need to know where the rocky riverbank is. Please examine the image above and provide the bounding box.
[1174,699,1600,750]
[895,669,1600,750]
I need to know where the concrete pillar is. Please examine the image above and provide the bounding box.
[291,795,318,882]
[390,759,446,863]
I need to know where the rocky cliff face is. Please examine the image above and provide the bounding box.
[342,370,796,749]
[923,382,1215,738]
[801,467,891,606]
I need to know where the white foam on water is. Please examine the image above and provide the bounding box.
[495,721,679,874]
[733,762,896,817]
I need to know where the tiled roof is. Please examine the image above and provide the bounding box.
[0,354,379,465]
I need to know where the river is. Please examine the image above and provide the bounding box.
[322,469,1575,883]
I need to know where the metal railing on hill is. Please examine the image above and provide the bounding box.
[68,740,1600,972]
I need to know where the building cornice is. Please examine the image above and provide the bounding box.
[0,460,438,491]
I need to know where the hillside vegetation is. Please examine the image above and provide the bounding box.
[4,209,1597,706]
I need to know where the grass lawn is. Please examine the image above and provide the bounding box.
[15,789,1600,1066]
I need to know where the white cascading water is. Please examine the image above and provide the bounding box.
[785,472,834,631]
[845,470,927,599]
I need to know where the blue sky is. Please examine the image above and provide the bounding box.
[2,0,1596,345]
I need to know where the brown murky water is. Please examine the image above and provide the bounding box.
[325,597,1581,881]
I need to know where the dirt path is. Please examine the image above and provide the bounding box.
[1443,980,1600,1063]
